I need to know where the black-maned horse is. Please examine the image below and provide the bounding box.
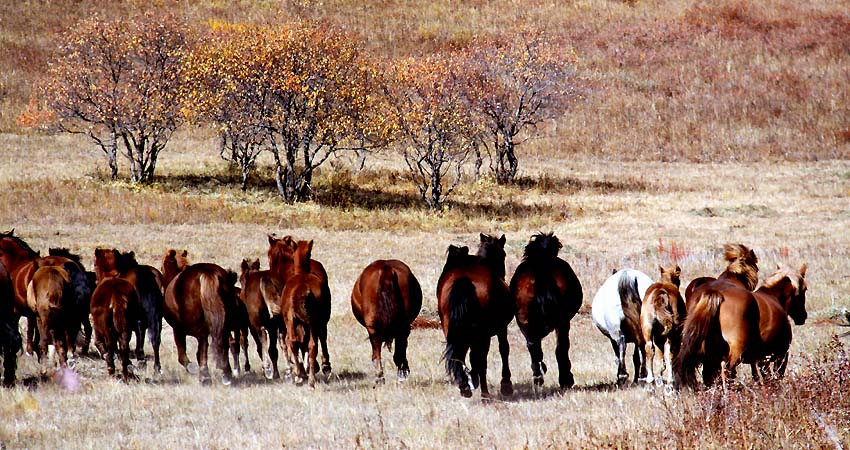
[510,232,583,390]
[438,233,514,399]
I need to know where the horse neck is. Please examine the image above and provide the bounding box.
[718,270,755,291]
[757,281,792,313]
[480,255,506,279]
[293,252,311,276]
[161,262,183,289]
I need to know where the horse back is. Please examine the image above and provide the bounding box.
[438,265,512,331]
[684,276,715,312]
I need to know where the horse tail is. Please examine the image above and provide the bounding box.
[618,271,642,338]
[443,277,479,383]
[199,272,228,362]
[531,267,560,324]
[136,266,163,349]
[652,288,675,335]
[377,266,402,346]
[110,284,133,336]
[260,275,283,318]
[303,279,329,327]
[674,291,723,389]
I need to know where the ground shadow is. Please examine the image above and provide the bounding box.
[514,174,654,195]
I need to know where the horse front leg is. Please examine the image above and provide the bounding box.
[26,316,36,356]
[119,330,133,381]
[134,324,146,364]
[644,341,656,385]
[228,328,241,379]
[663,340,673,385]
[555,323,575,389]
[307,332,319,388]
[497,329,513,396]
[633,342,646,383]
[318,327,331,376]
[268,326,282,379]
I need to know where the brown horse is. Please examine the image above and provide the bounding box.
[268,234,332,375]
[351,259,423,383]
[90,277,142,380]
[278,240,331,387]
[0,232,91,357]
[751,264,808,380]
[93,248,164,373]
[438,233,514,399]
[0,262,21,387]
[510,232,583,390]
[47,248,94,356]
[640,265,685,385]
[675,244,761,389]
[237,258,285,379]
[161,249,239,385]
[27,262,79,369]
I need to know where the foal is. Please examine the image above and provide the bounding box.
[640,265,685,385]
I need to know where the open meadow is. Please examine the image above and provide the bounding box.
[1,0,850,448]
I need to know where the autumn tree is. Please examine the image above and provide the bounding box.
[24,14,190,183]
[386,55,479,210]
[185,22,385,201]
[466,34,574,184]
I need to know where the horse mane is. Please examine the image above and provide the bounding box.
[268,234,297,272]
[48,248,82,264]
[721,243,759,290]
[115,250,139,273]
[522,232,562,261]
[0,231,39,258]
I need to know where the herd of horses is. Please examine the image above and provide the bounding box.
[0,230,808,398]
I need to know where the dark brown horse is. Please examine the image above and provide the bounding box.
[751,264,808,380]
[268,234,332,375]
[162,249,239,385]
[27,262,79,369]
[48,248,94,356]
[351,259,423,383]
[675,244,761,389]
[90,277,142,380]
[640,265,685,385]
[237,258,284,379]
[0,232,91,357]
[93,248,164,373]
[438,233,514,399]
[278,240,331,387]
[510,233,582,390]
[0,262,21,387]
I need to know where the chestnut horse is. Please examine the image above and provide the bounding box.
[237,258,284,379]
[0,262,21,387]
[90,277,142,380]
[751,264,808,380]
[675,244,761,389]
[27,262,79,369]
[0,232,91,357]
[162,249,239,385]
[278,240,331,387]
[268,234,332,375]
[93,248,164,373]
[510,232,582,390]
[640,265,685,385]
[48,248,94,355]
[351,259,423,383]
[591,268,653,384]
[438,233,514,399]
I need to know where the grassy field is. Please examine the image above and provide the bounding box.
[1,0,850,448]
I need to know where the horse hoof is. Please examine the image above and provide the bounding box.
[500,380,514,397]
[375,376,386,385]
[533,376,545,386]
[460,386,473,398]
[222,375,232,386]
[481,391,492,402]
[187,363,200,375]
[322,363,332,376]
[397,369,409,382]
[263,366,274,380]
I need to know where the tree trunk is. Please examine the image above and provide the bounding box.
[107,130,119,180]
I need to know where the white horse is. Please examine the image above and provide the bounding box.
[591,269,653,385]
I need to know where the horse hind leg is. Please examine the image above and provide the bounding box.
[497,329,513,396]
[196,336,212,385]
[174,330,191,373]
[369,333,384,384]
[134,324,146,365]
[471,336,491,400]
[319,327,331,376]
[632,343,647,384]
[612,336,628,385]
[526,336,546,388]
[555,323,575,389]
[393,331,410,381]
[644,341,656,385]
[307,333,319,388]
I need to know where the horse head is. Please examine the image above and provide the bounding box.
[162,249,190,287]
[0,232,39,270]
[523,232,562,261]
[763,264,808,325]
[293,240,314,275]
[659,264,682,288]
[477,233,507,279]
[239,258,260,288]
[268,234,297,273]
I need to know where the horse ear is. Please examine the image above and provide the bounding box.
[167,249,176,259]
[674,265,681,275]
[251,259,260,270]
[268,234,276,245]
[305,240,314,253]
[658,264,664,276]
[9,228,14,236]
[181,250,188,257]
[800,263,807,277]
[241,259,250,271]
[749,249,759,264]
[498,234,506,246]
[479,233,487,242]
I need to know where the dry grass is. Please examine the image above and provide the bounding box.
[1,130,850,448]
